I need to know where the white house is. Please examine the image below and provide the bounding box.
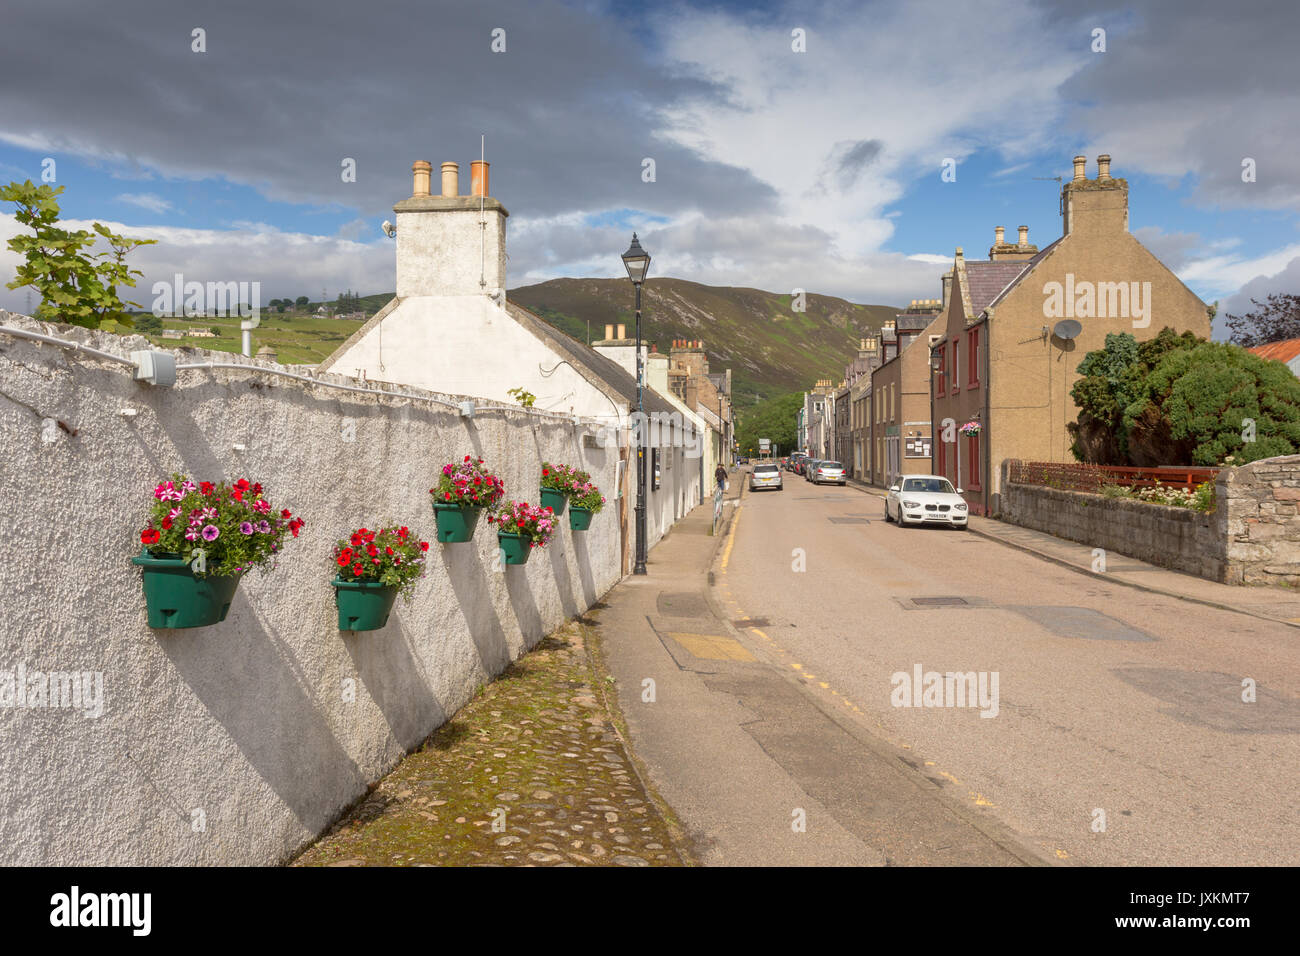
[318,159,704,570]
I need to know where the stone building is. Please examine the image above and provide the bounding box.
[869,300,945,487]
[930,154,1214,514]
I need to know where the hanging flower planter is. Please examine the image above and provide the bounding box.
[567,476,607,532]
[331,524,430,631]
[430,456,505,543]
[540,462,587,516]
[134,476,302,629]
[539,487,568,516]
[496,531,532,565]
[132,550,242,629]
[432,502,482,543]
[959,421,982,437]
[488,500,557,566]
[333,578,398,631]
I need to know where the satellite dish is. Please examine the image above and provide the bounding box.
[1053,319,1082,340]
[380,220,396,239]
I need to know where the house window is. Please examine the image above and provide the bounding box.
[968,328,980,388]
[936,345,946,397]
[951,339,960,391]
[968,432,981,490]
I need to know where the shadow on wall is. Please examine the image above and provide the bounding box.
[439,542,511,677]
[158,589,368,836]
[342,610,449,755]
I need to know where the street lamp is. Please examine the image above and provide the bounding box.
[622,233,651,575]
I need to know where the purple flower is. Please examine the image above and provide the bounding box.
[202,525,220,541]
[256,520,271,534]
[240,522,254,535]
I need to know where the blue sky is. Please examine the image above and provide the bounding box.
[2,0,1298,335]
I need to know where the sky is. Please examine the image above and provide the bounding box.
[1,0,1298,337]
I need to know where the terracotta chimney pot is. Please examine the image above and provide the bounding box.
[470,161,490,197]
[412,160,432,197]
[440,162,459,197]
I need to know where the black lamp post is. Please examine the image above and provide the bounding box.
[621,233,651,575]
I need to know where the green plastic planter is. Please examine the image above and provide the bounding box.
[496,531,532,565]
[539,487,568,516]
[333,578,398,631]
[569,507,595,531]
[433,501,481,543]
[132,550,242,629]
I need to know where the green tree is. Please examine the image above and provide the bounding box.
[1135,341,1300,465]
[1070,328,1300,465]
[295,295,309,308]
[735,391,803,456]
[2,180,156,331]
[135,314,163,334]
[1069,328,1200,463]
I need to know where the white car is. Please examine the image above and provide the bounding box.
[884,474,969,528]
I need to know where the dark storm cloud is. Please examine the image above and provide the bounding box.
[0,0,776,222]
[1041,0,1300,209]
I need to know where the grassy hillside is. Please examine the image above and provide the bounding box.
[508,278,897,410]
[119,279,897,395]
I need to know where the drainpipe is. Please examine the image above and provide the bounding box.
[983,315,992,515]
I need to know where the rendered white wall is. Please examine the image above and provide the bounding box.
[0,315,622,865]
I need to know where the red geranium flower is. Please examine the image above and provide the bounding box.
[141,528,160,544]
[420,542,429,551]
[352,564,363,576]
[200,482,215,496]
[337,552,351,567]
[161,516,173,530]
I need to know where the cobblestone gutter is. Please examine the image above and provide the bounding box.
[292,620,690,867]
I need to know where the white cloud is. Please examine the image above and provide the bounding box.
[0,212,392,313]
[115,193,173,215]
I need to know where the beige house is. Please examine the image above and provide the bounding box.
[931,154,1214,514]
[869,303,945,487]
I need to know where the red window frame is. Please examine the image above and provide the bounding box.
[951,338,960,391]
[967,432,981,490]
[968,327,980,388]
[936,345,946,397]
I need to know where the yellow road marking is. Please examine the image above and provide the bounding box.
[719,504,742,573]
[668,632,756,662]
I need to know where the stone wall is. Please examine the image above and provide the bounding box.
[999,456,1300,586]
[1220,454,1300,585]
[998,466,1221,579]
[0,314,624,865]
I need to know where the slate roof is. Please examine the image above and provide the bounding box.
[505,300,681,418]
[895,311,939,331]
[1249,338,1300,364]
[980,236,1064,312]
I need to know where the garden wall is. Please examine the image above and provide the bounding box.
[999,456,1300,586]
[0,314,622,865]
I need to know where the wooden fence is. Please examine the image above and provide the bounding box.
[1006,460,1220,492]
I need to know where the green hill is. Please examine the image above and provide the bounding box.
[123,279,897,400]
[508,277,897,410]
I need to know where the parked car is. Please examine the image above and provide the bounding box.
[748,461,783,492]
[810,460,846,485]
[804,459,823,481]
[884,474,969,528]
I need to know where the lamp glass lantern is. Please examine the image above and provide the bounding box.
[621,233,651,284]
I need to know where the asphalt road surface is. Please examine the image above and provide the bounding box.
[712,476,1300,865]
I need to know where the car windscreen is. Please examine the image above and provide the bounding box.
[754,464,779,474]
[821,462,842,469]
[902,478,955,494]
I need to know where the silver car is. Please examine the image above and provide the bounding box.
[811,461,845,485]
[749,462,783,492]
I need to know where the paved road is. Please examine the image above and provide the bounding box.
[715,475,1300,865]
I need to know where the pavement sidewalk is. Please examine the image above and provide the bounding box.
[847,476,1300,629]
